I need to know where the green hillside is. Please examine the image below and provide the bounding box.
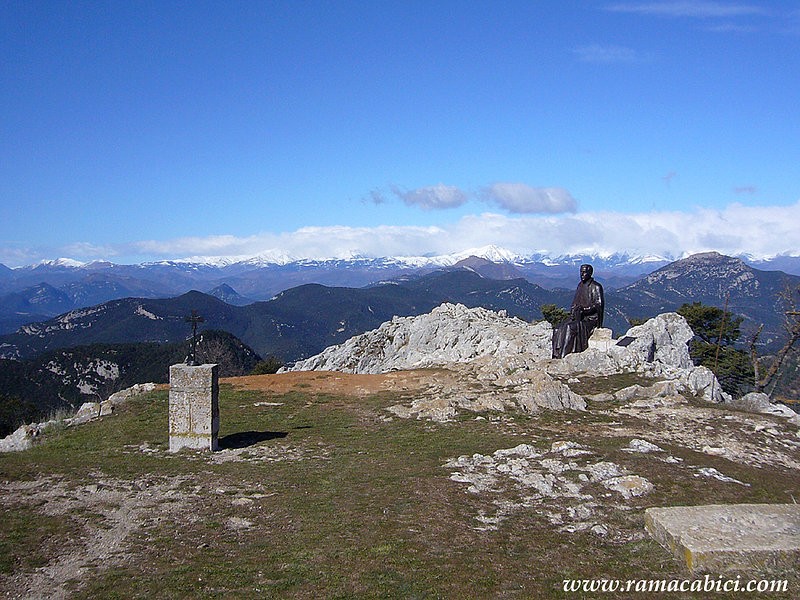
[0,330,260,436]
[1,376,797,598]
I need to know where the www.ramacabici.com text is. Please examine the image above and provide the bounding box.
[563,575,789,594]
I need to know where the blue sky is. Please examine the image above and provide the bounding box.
[2,1,799,266]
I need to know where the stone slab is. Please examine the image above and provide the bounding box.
[169,364,219,452]
[588,327,614,351]
[645,504,800,573]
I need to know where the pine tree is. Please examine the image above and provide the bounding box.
[540,303,570,327]
[677,302,753,395]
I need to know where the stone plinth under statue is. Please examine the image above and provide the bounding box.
[169,363,219,452]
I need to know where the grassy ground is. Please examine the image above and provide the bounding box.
[1,376,798,599]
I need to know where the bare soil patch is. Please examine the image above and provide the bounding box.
[222,369,437,396]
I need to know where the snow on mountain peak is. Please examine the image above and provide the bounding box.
[450,245,521,263]
[38,258,86,268]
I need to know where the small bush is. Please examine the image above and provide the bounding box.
[250,356,284,375]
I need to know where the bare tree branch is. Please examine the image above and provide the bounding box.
[752,286,800,394]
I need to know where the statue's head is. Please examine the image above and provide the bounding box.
[580,264,593,282]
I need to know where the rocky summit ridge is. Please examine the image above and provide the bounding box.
[288,303,799,425]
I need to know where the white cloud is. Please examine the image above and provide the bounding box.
[132,225,450,264]
[133,200,800,262]
[6,201,800,267]
[573,44,646,64]
[0,245,44,268]
[392,184,467,210]
[134,234,260,257]
[481,183,578,214]
[605,2,767,19]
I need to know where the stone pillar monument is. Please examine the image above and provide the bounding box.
[169,363,219,452]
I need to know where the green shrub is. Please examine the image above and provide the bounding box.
[250,356,284,375]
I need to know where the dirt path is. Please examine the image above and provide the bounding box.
[1,476,192,599]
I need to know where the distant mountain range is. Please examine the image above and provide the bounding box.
[2,250,799,434]
[2,251,798,365]
[0,271,556,362]
[2,246,800,335]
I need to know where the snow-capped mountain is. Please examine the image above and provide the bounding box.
[4,251,799,364]
[1,247,799,335]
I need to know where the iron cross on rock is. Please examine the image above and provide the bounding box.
[185,309,205,366]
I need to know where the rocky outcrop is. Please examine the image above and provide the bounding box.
[545,313,696,379]
[285,302,800,424]
[101,382,157,416]
[0,382,157,452]
[289,303,590,418]
[290,303,553,373]
[290,303,697,376]
[726,392,800,425]
[287,303,736,418]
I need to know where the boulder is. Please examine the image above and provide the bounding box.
[289,303,553,374]
[69,402,101,425]
[100,382,157,416]
[0,424,42,452]
[684,366,729,403]
[515,371,586,413]
[620,313,694,370]
[726,392,800,425]
[602,475,654,499]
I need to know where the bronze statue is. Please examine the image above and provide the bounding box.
[552,264,604,358]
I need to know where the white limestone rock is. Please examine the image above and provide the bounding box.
[515,371,587,413]
[683,365,730,403]
[100,382,157,416]
[547,313,696,378]
[726,392,800,425]
[603,475,654,499]
[624,439,664,453]
[291,305,697,379]
[0,423,46,452]
[288,303,553,374]
[621,313,694,370]
[69,402,101,425]
[550,347,622,377]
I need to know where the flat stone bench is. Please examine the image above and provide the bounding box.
[645,504,800,572]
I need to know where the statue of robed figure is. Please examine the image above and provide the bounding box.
[552,264,604,358]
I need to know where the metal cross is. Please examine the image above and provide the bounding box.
[185,309,205,366]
